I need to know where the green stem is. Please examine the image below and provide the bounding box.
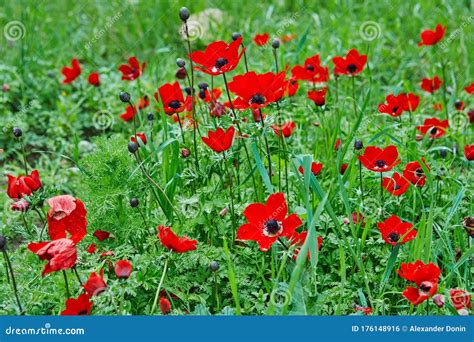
[62,270,70,298]
[4,251,23,313]
[150,256,169,315]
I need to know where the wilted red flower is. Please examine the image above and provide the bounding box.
[377,214,417,246]
[420,76,442,93]
[449,289,471,310]
[378,94,404,117]
[138,95,150,110]
[403,159,430,187]
[272,121,296,138]
[93,230,111,242]
[158,82,188,115]
[28,238,77,277]
[61,58,81,84]
[160,297,172,315]
[237,192,303,251]
[286,78,299,96]
[307,88,327,106]
[87,72,100,86]
[291,54,329,83]
[354,304,372,315]
[418,24,446,47]
[118,56,146,81]
[358,145,400,172]
[201,126,235,153]
[332,49,367,76]
[11,198,29,212]
[115,260,133,279]
[465,82,474,94]
[298,162,323,176]
[416,118,448,139]
[84,270,107,296]
[47,195,87,244]
[6,170,42,200]
[382,172,410,196]
[157,225,197,253]
[119,105,137,122]
[398,260,441,305]
[130,133,147,146]
[464,145,474,160]
[189,37,244,76]
[290,231,323,259]
[228,71,287,109]
[253,33,269,46]
[86,244,96,254]
[61,294,93,315]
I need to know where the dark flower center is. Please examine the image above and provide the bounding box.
[347,63,357,73]
[215,58,229,69]
[375,160,386,168]
[394,185,401,190]
[78,310,88,315]
[168,100,181,109]
[388,232,400,243]
[392,106,399,113]
[419,281,433,295]
[415,168,424,177]
[430,127,438,135]
[306,64,315,72]
[250,93,266,105]
[131,67,137,73]
[264,219,283,237]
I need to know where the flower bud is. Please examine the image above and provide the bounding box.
[198,82,208,90]
[354,139,363,151]
[210,261,219,272]
[2,83,10,92]
[271,39,280,49]
[0,235,6,252]
[179,7,190,22]
[432,294,445,308]
[176,58,186,68]
[119,91,131,103]
[181,148,190,158]
[129,198,139,208]
[12,127,23,138]
[147,113,154,121]
[128,141,138,154]
[231,32,241,41]
[219,207,228,217]
[175,67,187,80]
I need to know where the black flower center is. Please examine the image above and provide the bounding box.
[419,281,433,295]
[347,63,357,73]
[394,185,401,190]
[264,219,282,237]
[168,100,181,109]
[376,160,386,168]
[430,127,438,135]
[250,93,266,105]
[415,168,424,177]
[306,64,315,72]
[78,310,88,315]
[215,58,229,68]
[388,232,400,243]
[392,106,399,113]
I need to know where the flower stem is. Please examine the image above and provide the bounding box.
[62,270,70,299]
[223,154,237,242]
[176,115,186,145]
[3,250,23,313]
[359,160,364,206]
[73,266,83,286]
[150,256,169,315]
[380,172,384,217]
[260,109,273,178]
[19,137,28,175]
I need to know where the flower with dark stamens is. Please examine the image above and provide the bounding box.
[377,214,417,245]
[118,57,146,81]
[416,118,448,138]
[382,172,410,196]
[291,54,329,83]
[420,76,442,93]
[332,49,367,76]
[398,260,440,305]
[158,82,188,115]
[358,145,400,172]
[403,159,430,187]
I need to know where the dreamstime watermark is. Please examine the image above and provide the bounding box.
[92,110,114,130]
[4,323,85,336]
[359,21,382,41]
[270,283,292,308]
[439,16,474,50]
[3,96,38,133]
[179,20,204,41]
[4,20,26,41]
[84,12,123,50]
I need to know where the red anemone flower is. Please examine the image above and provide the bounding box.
[61,294,93,315]
[115,260,133,279]
[6,170,42,200]
[291,54,329,83]
[358,145,400,172]
[86,244,96,254]
[138,95,150,110]
[130,133,147,145]
[119,105,137,122]
[416,118,448,138]
[403,159,430,187]
[465,82,474,94]
[160,297,172,315]
[84,270,107,296]
[354,305,372,315]
[202,126,235,153]
[272,121,296,138]
[290,231,323,259]
[253,33,269,46]
[298,162,323,176]
[227,71,287,109]
[398,260,441,305]
[307,88,327,106]
[400,93,420,112]
[420,76,442,93]
[157,225,197,253]
[449,289,471,310]
[418,24,446,47]
[332,49,367,76]
[286,78,299,96]
[87,72,100,86]
[237,192,303,251]
[188,37,244,76]
[118,56,145,81]
[61,58,81,84]
[454,100,464,111]
[378,94,404,117]
[377,214,417,246]
[93,229,111,242]
[158,82,188,115]
[382,172,410,196]
[340,163,348,174]
[28,238,77,277]
[47,195,87,244]
[200,88,222,103]
[464,144,474,160]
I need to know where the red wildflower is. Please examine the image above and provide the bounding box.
[130,133,147,145]
[352,212,365,226]
[378,94,404,117]
[281,33,297,42]
[138,95,150,110]
[286,78,299,96]
[158,82,188,115]
[253,33,269,46]
[93,230,111,242]
[403,159,430,187]
[307,88,327,106]
[157,225,197,253]
[377,214,417,246]
[119,105,137,122]
[11,198,29,212]
[272,121,296,138]
[47,195,87,244]
[334,139,341,151]
[465,82,474,94]
[201,126,235,153]
[332,49,367,76]
[340,163,348,174]
[400,93,420,112]
[100,251,115,258]
[420,76,442,93]
[237,193,303,251]
[188,37,244,76]
[418,24,446,47]
[290,231,323,259]
[87,72,100,86]
[115,260,133,279]
[28,238,77,277]
[291,54,329,83]
[382,172,410,196]
[358,145,400,172]
[227,71,287,109]
[61,294,93,315]
[84,270,107,296]
[61,58,81,84]
[298,162,323,176]
[86,244,96,254]
[398,260,441,305]
[118,56,145,81]
[416,118,448,138]
[160,297,172,315]
[200,88,222,103]
[464,145,474,160]
[354,305,372,315]
[449,289,471,310]
[6,170,42,200]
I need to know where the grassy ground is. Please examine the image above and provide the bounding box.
[0,0,473,315]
